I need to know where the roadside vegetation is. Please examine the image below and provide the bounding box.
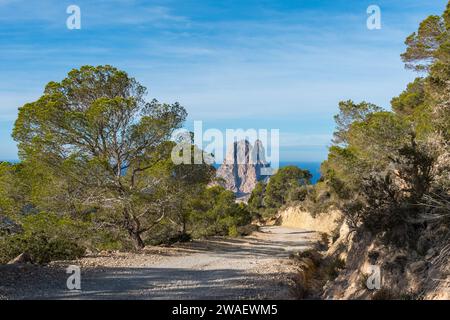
[248,166,312,219]
[250,2,450,246]
[317,2,450,246]
[0,66,251,264]
[2,4,450,291]
[248,2,450,299]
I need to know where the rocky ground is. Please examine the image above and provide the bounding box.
[321,220,450,300]
[0,226,318,300]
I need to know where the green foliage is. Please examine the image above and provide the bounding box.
[332,100,382,145]
[400,2,450,138]
[401,14,446,72]
[322,146,364,198]
[247,166,312,219]
[3,65,253,256]
[0,162,31,217]
[0,213,89,264]
[3,0,450,264]
[348,112,411,165]
[12,65,191,249]
[342,136,439,245]
[391,78,426,116]
[227,225,239,238]
[190,186,251,237]
[322,110,412,203]
[300,181,336,217]
[168,145,217,235]
[247,181,266,216]
[0,163,16,215]
[264,166,312,209]
[316,3,450,247]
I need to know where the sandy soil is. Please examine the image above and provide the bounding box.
[0,226,318,300]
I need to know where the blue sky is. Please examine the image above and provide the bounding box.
[0,0,448,162]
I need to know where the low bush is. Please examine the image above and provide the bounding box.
[323,257,346,280]
[190,187,252,238]
[248,167,312,220]
[0,212,90,264]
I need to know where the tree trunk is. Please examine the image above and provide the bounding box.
[123,207,145,250]
[129,230,145,250]
[182,220,187,235]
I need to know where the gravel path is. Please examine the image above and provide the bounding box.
[0,226,318,300]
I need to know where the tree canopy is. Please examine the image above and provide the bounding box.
[12,65,202,249]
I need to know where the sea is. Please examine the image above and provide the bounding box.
[2,160,323,184]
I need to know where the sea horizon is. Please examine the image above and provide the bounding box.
[3,159,323,184]
[212,160,322,184]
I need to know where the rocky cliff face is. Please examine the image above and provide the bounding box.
[216,140,271,194]
[278,206,450,300]
[321,222,450,300]
[279,206,343,235]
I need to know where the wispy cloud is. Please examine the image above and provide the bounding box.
[0,0,448,161]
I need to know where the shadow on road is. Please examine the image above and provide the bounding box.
[1,265,295,300]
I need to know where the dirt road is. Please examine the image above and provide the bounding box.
[0,226,318,300]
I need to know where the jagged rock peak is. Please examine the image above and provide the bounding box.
[216,140,271,194]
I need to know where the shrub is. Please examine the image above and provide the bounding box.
[301,182,337,218]
[247,181,266,216]
[0,212,89,264]
[264,166,312,211]
[341,136,440,245]
[228,225,239,237]
[323,257,346,280]
[247,166,313,220]
[158,232,192,245]
[190,186,252,238]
